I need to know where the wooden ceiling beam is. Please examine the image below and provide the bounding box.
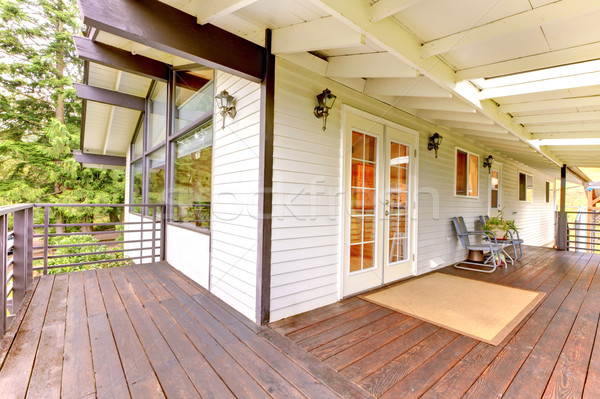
[272,16,364,54]
[75,83,145,111]
[194,0,259,25]
[78,0,265,82]
[370,0,423,23]
[74,35,169,81]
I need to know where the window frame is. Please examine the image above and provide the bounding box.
[454,147,479,199]
[128,70,215,233]
[490,166,501,210]
[518,171,534,202]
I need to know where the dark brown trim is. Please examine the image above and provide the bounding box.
[73,35,170,82]
[78,0,265,82]
[72,150,126,167]
[80,60,90,151]
[256,29,275,325]
[74,83,145,111]
[177,72,210,91]
[557,164,567,250]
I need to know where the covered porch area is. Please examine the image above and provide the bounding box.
[1,246,599,398]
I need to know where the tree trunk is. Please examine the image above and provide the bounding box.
[55,21,65,123]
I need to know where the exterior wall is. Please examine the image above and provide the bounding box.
[270,58,558,322]
[210,71,262,321]
[166,225,210,287]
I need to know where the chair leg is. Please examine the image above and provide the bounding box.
[453,260,499,273]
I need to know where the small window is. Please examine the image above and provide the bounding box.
[545,181,551,203]
[456,148,479,197]
[490,169,500,209]
[519,172,533,202]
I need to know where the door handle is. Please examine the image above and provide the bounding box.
[385,210,389,216]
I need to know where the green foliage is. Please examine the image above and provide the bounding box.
[0,0,125,217]
[484,210,518,239]
[45,234,131,274]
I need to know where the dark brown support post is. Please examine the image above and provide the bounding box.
[557,164,568,250]
[13,208,33,309]
[160,206,167,262]
[0,215,7,336]
[256,29,275,325]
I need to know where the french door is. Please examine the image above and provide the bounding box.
[343,112,417,296]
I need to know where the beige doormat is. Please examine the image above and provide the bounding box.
[360,272,544,346]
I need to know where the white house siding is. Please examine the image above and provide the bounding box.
[210,71,261,322]
[415,134,556,275]
[269,58,559,322]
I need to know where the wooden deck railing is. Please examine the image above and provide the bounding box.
[0,203,166,336]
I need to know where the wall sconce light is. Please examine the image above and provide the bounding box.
[427,133,443,158]
[314,88,337,131]
[483,155,494,174]
[215,90,236,129]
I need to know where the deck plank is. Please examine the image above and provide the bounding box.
[462,251,590,398]
[0,276,54,399]
[108,267,201,399]
[544,259,600,399]
[96,268,164,399]
[502,254,600,398]
[26,273,68,399]
[84,270,130,399]
[61,272,96,399]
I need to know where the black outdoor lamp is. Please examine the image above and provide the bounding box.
[215,90,236,129]
[483,155,494,174]
[427,132,443,158]
[314,88,337,131]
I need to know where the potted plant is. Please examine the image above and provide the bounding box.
[484,210,518,240]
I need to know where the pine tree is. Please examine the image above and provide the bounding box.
[0,0,124,223]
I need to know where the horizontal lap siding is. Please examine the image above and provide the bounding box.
[270,62,342,322]
[416,133,556,275]
[210,71,261,322]
[269,58,559,321]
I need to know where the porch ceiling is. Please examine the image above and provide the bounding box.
[78,0,599,178]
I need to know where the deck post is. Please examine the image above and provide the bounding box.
[12,208,33,309]
[0,215,7,336]
[557,164,568,250]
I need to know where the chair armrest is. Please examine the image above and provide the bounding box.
[461,230,498,244]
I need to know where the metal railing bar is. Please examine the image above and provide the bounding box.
[34,203,165,208]
[35,246,151,260]
[32,238,157,250]
[568,240,600,246]
[33,221,157,228]
[31,255,157,270]
[33,228,160,238]
[567,228,600,232]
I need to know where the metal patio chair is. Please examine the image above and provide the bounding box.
[452,216,513,273]
[479,215,523,260]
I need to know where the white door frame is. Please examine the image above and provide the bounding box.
[339,106,420,298]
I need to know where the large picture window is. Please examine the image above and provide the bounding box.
[173,121,213,228]
[128,67,214,231]
[456,148,478,197]
[519,172,533,202]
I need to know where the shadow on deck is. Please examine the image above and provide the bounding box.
[0,263,368,398]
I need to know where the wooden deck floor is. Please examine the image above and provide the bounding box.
[0,263,369,399]
[271,246,600,398]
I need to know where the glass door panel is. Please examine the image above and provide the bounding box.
[349,130,378,273]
